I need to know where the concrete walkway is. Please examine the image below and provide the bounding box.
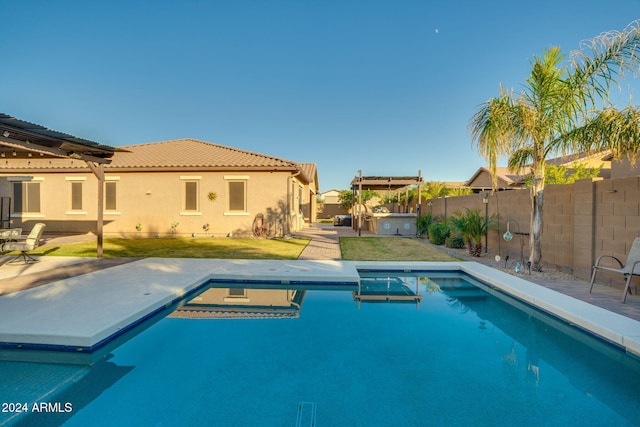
[295,223,364,260]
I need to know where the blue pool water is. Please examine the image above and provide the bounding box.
[2,272,640,426]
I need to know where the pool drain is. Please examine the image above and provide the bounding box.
[295,401,317,427]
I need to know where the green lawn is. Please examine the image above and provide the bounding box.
[28,237,310,259]
[340,237,459,261]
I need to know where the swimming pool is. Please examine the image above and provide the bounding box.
[2,270,639,426]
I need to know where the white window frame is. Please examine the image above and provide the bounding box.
[104,176,120,215]
[180,176,202,216]
[224,175,249,216]
[8,177,44,218]
[65,177,86,215]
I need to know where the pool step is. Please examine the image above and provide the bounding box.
[296,401,317,427]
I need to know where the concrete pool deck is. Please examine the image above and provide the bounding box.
[0,258,359,351]
[0,225,639,357]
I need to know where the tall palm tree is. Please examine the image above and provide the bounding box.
[469,21,640,271]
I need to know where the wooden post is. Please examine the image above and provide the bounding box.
[86,162,105,258]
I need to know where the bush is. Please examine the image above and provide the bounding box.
[428,223,450,245]
[445,236,465,249]
[417,214,433,236]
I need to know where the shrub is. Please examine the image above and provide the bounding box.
[445,236,465,249]
[428,223,450,245]
[417,214,433,236]
[448,208,498,257]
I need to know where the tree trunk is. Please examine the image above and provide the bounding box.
[529,179,544,271]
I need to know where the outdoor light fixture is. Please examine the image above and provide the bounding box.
[12,150,16,157]
[2,131,9,138]
[482,193,489,253]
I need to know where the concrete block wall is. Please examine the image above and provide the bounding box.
[421,175,640,291]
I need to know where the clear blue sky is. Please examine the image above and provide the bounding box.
[2,1,639,191]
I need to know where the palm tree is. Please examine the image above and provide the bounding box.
[469,21,640,271]
[449,208,497,257]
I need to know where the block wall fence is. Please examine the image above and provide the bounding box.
[419,176,640,289]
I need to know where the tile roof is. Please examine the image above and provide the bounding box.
[0,139,316,182]
[296,162,318,190]
[467,166,526,189]
[110,138,299,170]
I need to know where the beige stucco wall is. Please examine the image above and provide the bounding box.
[366,213,417,236]
[1,169,307,237]
[186,288,299,307]
[611,158,640,179]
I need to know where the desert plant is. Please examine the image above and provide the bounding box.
[445,236,465,249]
[428,223,450,245]
[417,213,434,237]
[449,208,498,257]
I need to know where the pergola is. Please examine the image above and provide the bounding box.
[350,171,423,235]
[0,113,123,257]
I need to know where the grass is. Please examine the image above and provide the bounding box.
[340,237,459,261]
[27,237,310,259]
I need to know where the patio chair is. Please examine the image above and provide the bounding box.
[1,223,46,264]
[0,228,22,241]
[589,237,640,303]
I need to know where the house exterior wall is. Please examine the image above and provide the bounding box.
[610,158,640,179]
[422,175,640,291]
[317,190,349,219]
[467,170,503,190]
[1,169,306,237]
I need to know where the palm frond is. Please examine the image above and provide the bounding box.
[570,20,640,108]
[507,148,533,172]
[469,88,518,190]
[566,106,640,162]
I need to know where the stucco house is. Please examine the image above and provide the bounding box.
[1,138,318,238]
[317,189,349,219]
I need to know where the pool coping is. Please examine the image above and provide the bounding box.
[0,259,638,357]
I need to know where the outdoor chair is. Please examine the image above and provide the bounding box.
[0,228,22,242]
[1,223,46,264]
[589,237,640,303]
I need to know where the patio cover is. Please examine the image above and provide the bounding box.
[350,175,423,191]
[350,172,423,235]
[0,113,124,257]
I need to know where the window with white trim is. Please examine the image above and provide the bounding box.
[13,181,41,213]
[184,180,199,212]
[228,180,246,212]
[105,181,118,211]
[70,181,83,211]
